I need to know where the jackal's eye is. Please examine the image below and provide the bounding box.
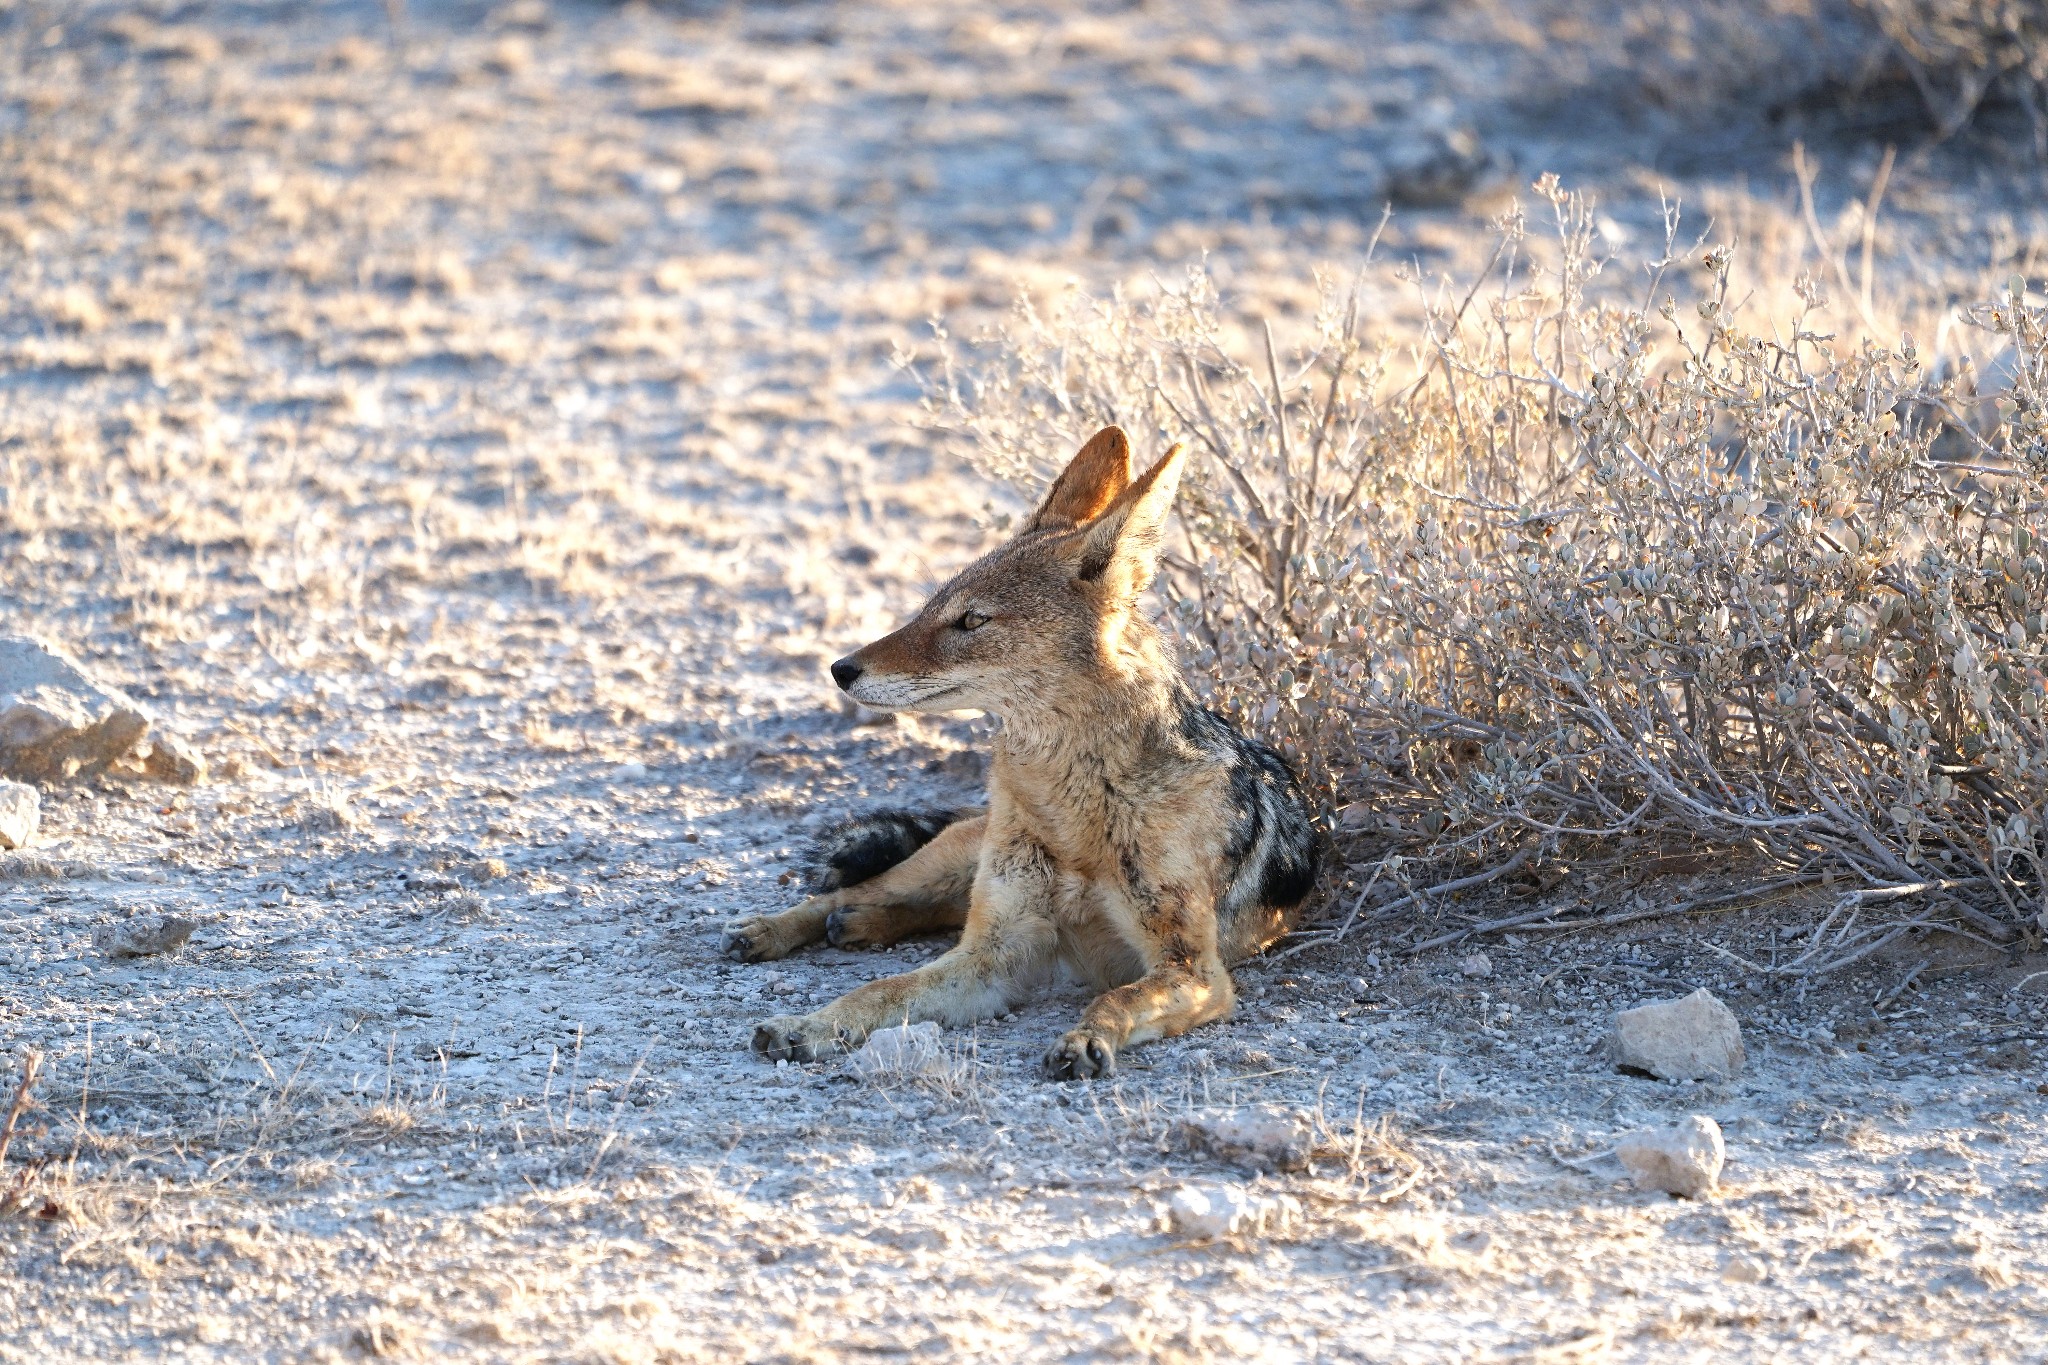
[954,609,990,632]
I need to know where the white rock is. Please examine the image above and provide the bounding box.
[0,780,37,849]
[92,914,199,960]
[1616,1114,1725,1197]
[1164,1184,1301,1240]
[1177,1105,1313,1172]
[1608,987,1745,1080]
[0,636,204,784]
[850,1020,947,1083]
[1722,1252,1768,1283]
[1458,952,1492,978]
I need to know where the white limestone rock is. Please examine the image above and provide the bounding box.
[1608,987,1745,1081]
[0,780,37,849]
[93,914,199,960]
[1617,1114,1726,1197]
[1177,1105,1314,1172]
[0,635,204,784]
[1164,1183,1301,1240]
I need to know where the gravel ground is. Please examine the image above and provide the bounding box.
[1,2,2044,1361]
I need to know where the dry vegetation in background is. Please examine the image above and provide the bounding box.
[1854,0,2048,148]
[938,181,2047,973]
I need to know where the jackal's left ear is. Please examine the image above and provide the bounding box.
[1069,443,1186,597]
[1026,426,1133,532]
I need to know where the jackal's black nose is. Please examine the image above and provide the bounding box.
[830,657,864,691]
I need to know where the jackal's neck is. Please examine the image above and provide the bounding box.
[991,615,1187,774]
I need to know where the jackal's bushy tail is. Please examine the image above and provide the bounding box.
[803,808,975,892]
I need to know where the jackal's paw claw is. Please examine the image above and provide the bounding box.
[1043,1030,1116,1081]
[752,1014,851,1063]
[722,918,784,963]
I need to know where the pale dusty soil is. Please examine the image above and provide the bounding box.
[0,2,2045,1362]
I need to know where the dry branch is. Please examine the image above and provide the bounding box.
[0,1051,43,1173]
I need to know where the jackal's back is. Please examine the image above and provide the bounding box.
[1176,699,1320,959]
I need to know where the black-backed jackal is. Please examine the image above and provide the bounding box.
[723,427,1320,1079]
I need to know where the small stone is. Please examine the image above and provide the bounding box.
[1722,1253,1768,1283]
[0,780,37,849]
[141,731,207,786]
[1163,1184,1300,1240]
[1616,1114,1725,1197]
[92,914,199,960]
[455,857,510,883]
[1608,987,1745,1080]
[1349,976,1371,1000]
[850,1021,947,1084]
[1458,952,1493,978]
[1176,1105,1313,1172]
[299,798,361,835]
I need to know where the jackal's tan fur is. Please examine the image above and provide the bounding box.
[724,428,1319,1078]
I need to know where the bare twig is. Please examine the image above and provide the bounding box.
[1875,959,1928,1008]
[1792,142,1880,335]
[1407,899,1567,955]
[1858,145,1895,324]
[584,1036,658,1181]
[1525,873,1828,936]
[0,1051,41,1172]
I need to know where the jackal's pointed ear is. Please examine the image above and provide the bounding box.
[1069,443,1186,597]
[1025,426,1133,532]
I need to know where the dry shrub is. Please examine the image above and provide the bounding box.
[1851,0,2048,146]
[1543,0,1884,120]
[932,183,2046,971]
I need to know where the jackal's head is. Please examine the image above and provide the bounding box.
[830,427,1186,720]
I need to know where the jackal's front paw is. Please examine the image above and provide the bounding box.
[722,917,793,963]
[752,1014,853,1063]
[1043,1029,1117,1081]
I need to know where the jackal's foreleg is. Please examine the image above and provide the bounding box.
[1045,950,1235,1081]
[823,815,982,949]
[722,816,984,963]
[752,856,1052,1061]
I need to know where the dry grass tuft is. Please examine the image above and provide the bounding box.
[936,182,2047,972]
[356,1103,419,1139]
[1307,1106,1433,1204]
